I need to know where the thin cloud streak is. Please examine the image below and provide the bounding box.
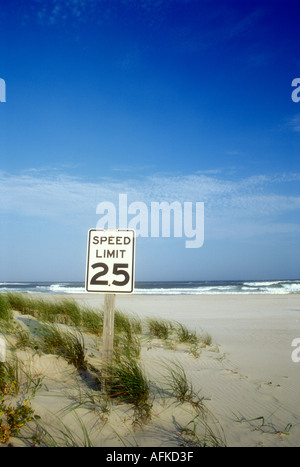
[1,171,299,239]
[288,114,300,133]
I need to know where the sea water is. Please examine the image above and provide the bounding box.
[0,280,300,295]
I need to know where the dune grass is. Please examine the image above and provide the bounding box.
[0,292,222,446]
[175,322,199,345]
[146,316,212,351]
[4,292,32,315]
[80,308,103,336]
[199,331,212,347]
[0,294,13,322]
[113,310,142,361]
[176,411,227,447]
[0,352,44,444]
[4,293,90,328]
[0,360,19,396]
[3,293,142,338]
[106,356,151,422]
[162,360,204,408]
[114,331,141,361]
[115,310,142,335]
[147,317,173,340]
[37,324,87,371]
[35,413,95,447]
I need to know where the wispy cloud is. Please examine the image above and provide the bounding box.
[275,114,300,134]
[1,170,299,239]
[27,0,170,27]
[225,8,265,41]
[287,114,300,133]
[35,0,96,25]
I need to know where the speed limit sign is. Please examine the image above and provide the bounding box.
[85,229,135,293]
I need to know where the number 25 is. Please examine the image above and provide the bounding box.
[90,263,130,286]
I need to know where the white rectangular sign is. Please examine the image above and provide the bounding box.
[85,229,135,293]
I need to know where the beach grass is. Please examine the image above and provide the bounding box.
[177,412,227,447]
[4,292,33,314]
[4,293,83,327]
[106,356,151,421]
[113,310,143,360]
[0,352,44,444]
[0,292,224,446]
[145,316,212,350]
[199,331,212,347]
[147,317,173,340]
[0,360,19,396]
[35,413,95,447]
[80,307,104,336]
[38,324,87,371]
[114,331,141,361]
[175,322,199,345]
[0,293,14,322]
[162,360,204,408]
[114,309,142,335]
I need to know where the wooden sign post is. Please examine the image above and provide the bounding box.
[85,229,135,368]
[102,293,116,365]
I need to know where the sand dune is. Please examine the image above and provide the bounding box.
[1,293,299,447]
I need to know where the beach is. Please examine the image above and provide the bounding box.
[81,293,300,446]
[1,292,300,447]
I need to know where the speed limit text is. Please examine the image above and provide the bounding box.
[92,235,132,245]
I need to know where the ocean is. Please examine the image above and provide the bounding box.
[0,280,300,295]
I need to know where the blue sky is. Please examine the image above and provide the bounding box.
[0,0,300,282]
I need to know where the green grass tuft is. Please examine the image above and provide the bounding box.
[38,324,87,370]
[0,294,13,322]
[175,322,199,344]
[106,356,151,421]
[147,317,173,340]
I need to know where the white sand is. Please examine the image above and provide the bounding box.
[76,293,300,447]
[2,293,300,447]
